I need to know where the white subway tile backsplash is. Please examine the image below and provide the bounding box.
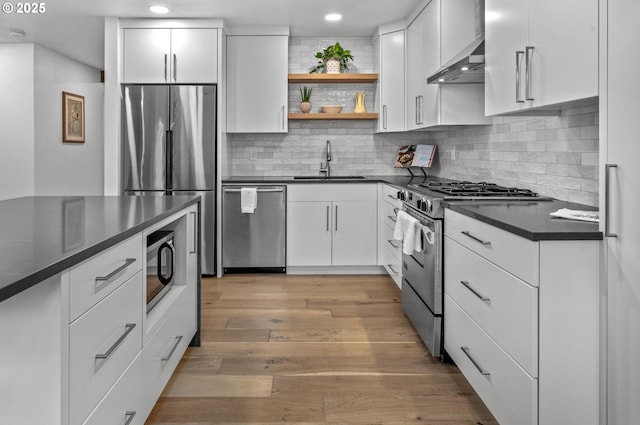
[225,37,599,207]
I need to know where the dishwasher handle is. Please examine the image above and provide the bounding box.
[223,187,284,193]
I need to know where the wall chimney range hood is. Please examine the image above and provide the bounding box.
[427,34,484,84]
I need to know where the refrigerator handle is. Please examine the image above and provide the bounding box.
[165,130,173,193]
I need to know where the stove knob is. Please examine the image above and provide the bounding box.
[396,190,402,200]
[408,192,413,201]
[419,198,427,211]
[425,199,433,212]
[416,199,423,210]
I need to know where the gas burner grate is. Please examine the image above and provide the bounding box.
[417,181,540,198]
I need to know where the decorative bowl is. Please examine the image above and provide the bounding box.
[321,105,343,114]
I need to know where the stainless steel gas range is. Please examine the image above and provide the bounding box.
[396,178,547,358]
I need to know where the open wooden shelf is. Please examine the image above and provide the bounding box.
[288,112,379,120]
[288,73,379,84]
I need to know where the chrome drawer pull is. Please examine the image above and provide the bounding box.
[387,239,400,249]
[190,211,197,254]
[387,194,399,200]
[460,280,491,302]
[461,230,491,245]
[95,323,136,360]
[161,335,183,362]
[387,264,399,274]
[387,215,397,223]
[124,411,137,425]
[95,258,137,283]
[461,346,491,376]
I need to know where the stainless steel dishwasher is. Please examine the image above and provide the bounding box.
[222,185,286,273]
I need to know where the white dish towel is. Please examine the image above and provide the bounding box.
[240,187,258,213]
[393,210,422,255]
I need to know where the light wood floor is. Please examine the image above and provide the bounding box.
[146,274,498,425]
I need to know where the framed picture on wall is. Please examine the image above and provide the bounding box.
[62,91,85,143]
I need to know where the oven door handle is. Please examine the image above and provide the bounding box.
[421,225,435,245]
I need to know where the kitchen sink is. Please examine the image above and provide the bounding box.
[293,175,366,180]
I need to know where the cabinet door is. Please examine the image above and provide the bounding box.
[171,28,218,83]
[420,0,440,127]
[287,202,332,266]
[528,0,597,107]
[484,0,528,116]
[123,28,171,84]
[376,30,405,132]
[332,201,377,266]
[226,35,288,133]
[405,11,424,131]
[603,1,640,423]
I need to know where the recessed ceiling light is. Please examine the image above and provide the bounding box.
[461,66,469,71]
[325,13,342,22]
[438,78,445,82]
[149,5,169,14]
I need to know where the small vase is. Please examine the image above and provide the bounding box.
[300,101,312,113]
[354,92,366,113]
[325,58,341,74]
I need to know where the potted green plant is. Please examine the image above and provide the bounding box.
[310,42,354,74]
[299,86,312,113]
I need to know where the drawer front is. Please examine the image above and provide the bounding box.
[383,199,400,229]
[70,234,143,322]
[69,272,143,425]
[445,295,538,425]
[383,245,402,289]
[383,223,402,259]
[445,209,539,285]
[142,288,197,417]
[82,353,143,425]
[382,184,403,203]
[445,237,538,377]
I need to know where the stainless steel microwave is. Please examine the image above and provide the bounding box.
[146,230,175,312]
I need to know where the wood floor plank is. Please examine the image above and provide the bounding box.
[324,394,498,424]
[145,275,497,425]
[161,374,273,397]
[271,375,476,397]
[269,327,421,342]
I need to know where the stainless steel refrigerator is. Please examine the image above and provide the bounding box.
[122,85,216,275]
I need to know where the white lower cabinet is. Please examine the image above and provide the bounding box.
[445,295,538,425]
[287,184,378,268]
[0,204,198,425]
[142,287,197,418]
[378,184,402,287]
[82,354,143,425]
[69,273,143,425]
[444,208,600,425]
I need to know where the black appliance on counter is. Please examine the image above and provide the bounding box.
[396,177,547,358]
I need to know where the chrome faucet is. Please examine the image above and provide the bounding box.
[320,140,332,177]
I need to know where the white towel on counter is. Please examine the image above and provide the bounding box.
[240,187,258,213]
[393,210,422,255]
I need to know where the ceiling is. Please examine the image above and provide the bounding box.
[0,0,423,69]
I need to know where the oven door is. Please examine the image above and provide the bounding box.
[401,207,442,315]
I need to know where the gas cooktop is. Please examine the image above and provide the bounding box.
[415,181,541,198]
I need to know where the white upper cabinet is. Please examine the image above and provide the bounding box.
[123,28,218,84]
[405,2,439,130]
[485,0,598,115]
[226,34,288,133]
[406,0,489,130]
[374,28,405,133]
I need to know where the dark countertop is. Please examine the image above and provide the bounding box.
[443,199,602,241]
[223,175,602,241]
[0,195,200,303]
[222,174,426,186]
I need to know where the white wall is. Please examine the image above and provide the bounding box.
[34,46,103,195]
[0,45,35,200]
